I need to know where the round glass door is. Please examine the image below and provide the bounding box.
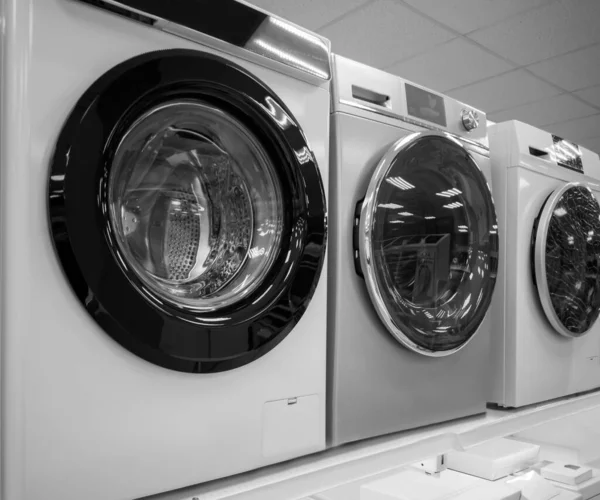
[48,50,326,373]
[357,132,498,356]
[108,100,283,312]
[533,182,600,337]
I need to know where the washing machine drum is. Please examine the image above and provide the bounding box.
[355,132,499,356]
[109,101,281,312]
[532,182,600,337]
[49,50,327,373]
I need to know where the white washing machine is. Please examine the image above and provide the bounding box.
[0,1,330,499]
[488,120,600,408]
[328,55,499,446]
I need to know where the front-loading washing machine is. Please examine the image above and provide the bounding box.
[488,120,600,408]
[328,55,499,446]
[1,1,330,499]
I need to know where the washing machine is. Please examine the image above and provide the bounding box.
[328,55,499,446]
[488,120,600,408]
[0,1,331,499]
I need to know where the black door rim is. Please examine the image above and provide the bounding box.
[48,49,327,373]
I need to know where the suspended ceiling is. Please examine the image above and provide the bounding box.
[249,0,600,153]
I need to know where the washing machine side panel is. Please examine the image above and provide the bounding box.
[0,0,33,499]
[326,115,343,443]
[487,133,509,405]
[3,1,329,499]
[582,147,600,179]
[0,0,5,494]
[588,183,600,391]
[466,150,496,402]
[328,112,488,446]
[567,185,600,395]
[503,166,536,407]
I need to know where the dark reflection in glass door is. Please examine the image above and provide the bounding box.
[382,234,450,306]
[533,184,600,336]
[364,134,498,353]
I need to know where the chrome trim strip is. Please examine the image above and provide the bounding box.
[357,130,488,357]
[74,0,332,80]
[534,181,594,339]
[339,98,399,121]
[242,15,331,80]
[339,98,489,151]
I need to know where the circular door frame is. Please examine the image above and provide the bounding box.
[357,130,496,357]
[533,181,597,338]
[48,49,327,373]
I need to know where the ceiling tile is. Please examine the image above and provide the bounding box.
[544,113,600,142]
[387,38,513,92]
[247,0,370,31]
[319,0,454,68]
[528,44,600,92]
[488,94,597,127]
[575,85,600,108]
[469,0,600,66]
[403,0,553,34]
[447,70,560,113]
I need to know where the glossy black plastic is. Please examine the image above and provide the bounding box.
[48,49,327,373]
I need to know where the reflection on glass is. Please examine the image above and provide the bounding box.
[248,247,266,259]
[108,100,283,312]
[386,176,416,190]
[436,188,462,198]
[369,134,498,352]
[380,233,451,305]
[554,207,567,217]
[443,201,464,209]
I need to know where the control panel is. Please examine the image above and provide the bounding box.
[332,55,488,147]
[461,109,480,132]
[491,120,598,176]
[405,82,448,127]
